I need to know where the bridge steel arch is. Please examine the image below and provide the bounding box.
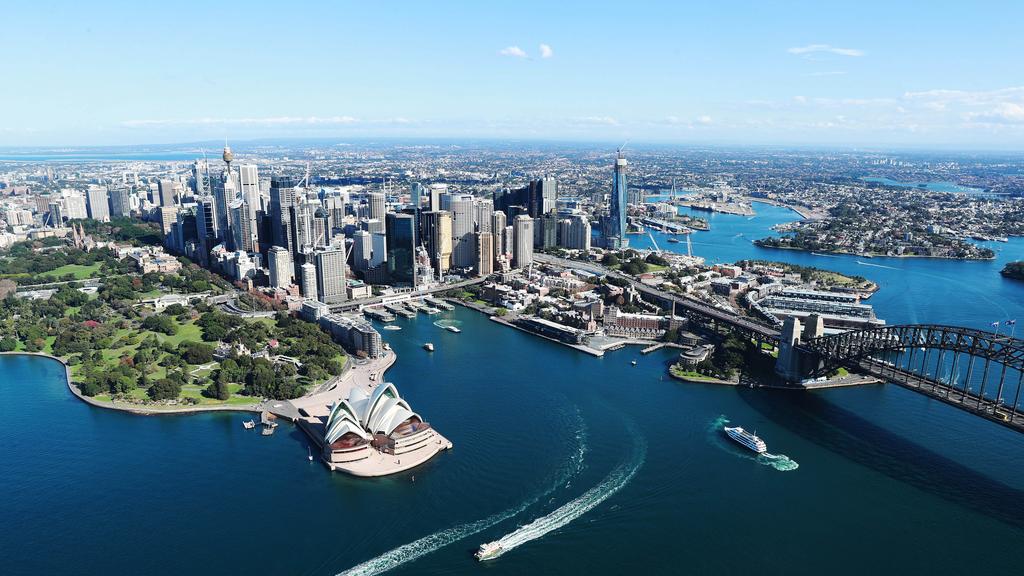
[799,324,1024,432]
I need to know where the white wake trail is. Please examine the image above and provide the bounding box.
[485,425,647,559]
[335,409,587,576]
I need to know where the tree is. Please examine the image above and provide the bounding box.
[148,378,182,401]
[0,337,16,352]
[141,314,177,335]
[178,341,214,364]
[204,379,230,401]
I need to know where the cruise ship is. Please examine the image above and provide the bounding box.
[475,541,502,561]
[724,426,767,454]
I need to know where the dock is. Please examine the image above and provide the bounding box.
[425,296,454,311]
[364,308,396,322]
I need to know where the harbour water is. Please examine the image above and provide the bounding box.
[3,201,1024,575]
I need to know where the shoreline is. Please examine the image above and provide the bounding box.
[1,351,264,416]
[752,242,997,261]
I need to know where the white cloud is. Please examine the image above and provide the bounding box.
[787,44,865,57]
[966,102,1024,124]
[121,116,359,127]
[539,44,553,59]
[570,116,619,126]
[697,115,713,125]
[499,46,528,58]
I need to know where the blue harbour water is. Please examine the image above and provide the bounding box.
[3,200,1024,575]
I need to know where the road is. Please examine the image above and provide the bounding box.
[532,253,780,341]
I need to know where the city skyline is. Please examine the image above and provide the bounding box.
[2,0,1023,149]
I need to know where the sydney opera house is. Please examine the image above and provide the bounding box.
[301,382,452,476]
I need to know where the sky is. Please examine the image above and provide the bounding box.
[2,0,1023,149]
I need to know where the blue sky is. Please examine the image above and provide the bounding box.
[2,0,1023,148]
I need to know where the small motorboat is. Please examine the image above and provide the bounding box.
[242,419,256,429]
[424,342,435,352]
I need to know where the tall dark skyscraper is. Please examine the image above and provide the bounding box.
[385,212,417,286]
[605,150,628,249]
[494,177,556,219]
[269,176,297,252]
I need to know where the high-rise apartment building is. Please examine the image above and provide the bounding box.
[268,246,293,289]
[86,185,110,222]
[315,247,347,304]
[476,231,494,276]
[513,215,533,269]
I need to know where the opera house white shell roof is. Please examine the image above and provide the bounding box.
[324,383,422,445]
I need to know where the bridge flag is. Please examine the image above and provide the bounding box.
[1007,320,1017,326]
[991,321,1000,327]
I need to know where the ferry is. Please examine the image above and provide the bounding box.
[724,426,767,454]
[446,325,462,333]
[475,541,502,561]
[423,342,434,352]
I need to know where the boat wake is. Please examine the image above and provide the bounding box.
[708,416,798,472]
[432,319,461,330]
[334,408,587,576]
[484,421,647,560]
[856,260,899,270]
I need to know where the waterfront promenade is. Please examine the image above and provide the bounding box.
[276,349,454,476]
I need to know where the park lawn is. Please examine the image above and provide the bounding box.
[49,263,102,279]
[645,264,668,273]
[834,367,850,377]
[154,319,203,346]
[670,364,729,383]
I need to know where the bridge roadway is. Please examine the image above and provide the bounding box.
[856,357,1024,433]
[532,253,780,342]
[328,276,487,313]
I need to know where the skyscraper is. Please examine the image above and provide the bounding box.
[386,212,417,286]
[238,164,260,248]
[352,229,372,271]
[476,231,494,276]
[85,185,110,222]
[108,186,132,218]
[315,247,347,304]
[513,215,533,270]
[605,151,628,249]
[421,210,452,278]
[491,210,507,259]
[475,198,494,233]
[368,192,386,221]
[559,215,591,251]
[300,262,318,300]
[427,184,447,212]
[370,232,387,269]
[268,246,293,289]
[540,176,558,214]
[158,179,176,207]
[449,194,476,269]
[228,199,254,252]
[195,196,218,264]
[270,175,297,253]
